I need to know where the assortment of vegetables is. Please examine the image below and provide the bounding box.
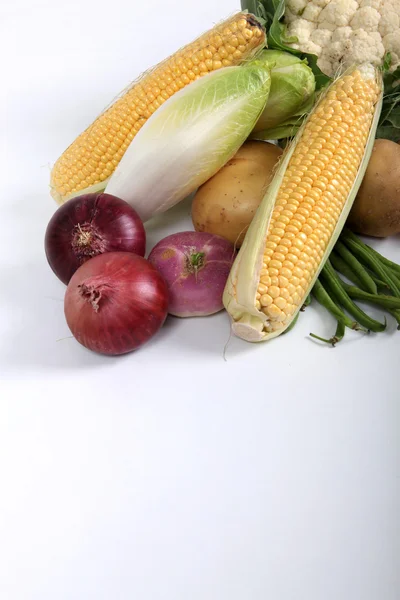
[50,13,266,204]
[45,3,400,355]
[105,65,271,222]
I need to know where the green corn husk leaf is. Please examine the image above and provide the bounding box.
[223,65,383,343]
[249,50,316,138]
[105,65,271,222]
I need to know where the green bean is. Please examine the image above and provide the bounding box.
[333,320,346,344]
[301,294,311,311]
[387,268,400,288]
[362,242,400,277]
[321,261,386,332]
[334,240,377,294]
[310,320,346,346]
[389,309,400,330]
[341,236,400,297]
[366,270,390,292]
[330,251,364,288]
[312,279,360,330]
[330,250,388,291]
[342,283,400,310]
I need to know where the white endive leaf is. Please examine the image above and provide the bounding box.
[105,65,270,222]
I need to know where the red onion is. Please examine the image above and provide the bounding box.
[148,231,235,317]
[45,192,146,285]
[64,252,169,355]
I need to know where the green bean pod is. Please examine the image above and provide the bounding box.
[335,240,377,293]
[312,279,360,330]
[321,261,386,332]
[341,235,400,297]
[387,309,400,330]
[301,294,311,311]
[310,319,346,346]
[333,320,346,344]
[387,269,400,289]
[361,240,400,277]
[366,271,390,292]
[342,283,400,310]
[330,251,364,288]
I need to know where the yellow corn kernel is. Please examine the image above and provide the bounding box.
[50,13,265,204]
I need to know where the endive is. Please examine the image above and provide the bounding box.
[106,65,271,222]
[223,64,383,342]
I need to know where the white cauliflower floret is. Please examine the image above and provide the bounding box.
[311,28,333,46]
[326,40,352,60]
[284,8,299,24]
[317,58,335,74]
[286,0,308,15]
[302,3,323,21]
[318,0,359,27]
[316,19,338,30]
[383,32,400,66]
[360,0,382,9]
[350,6,380,30]
[313,0,331,7]
[331,26,352,42]
[349,29,385,64]
[297,41,323,55]
[378,1,400,36]
[283,0,400,76]
[286,18,317,45]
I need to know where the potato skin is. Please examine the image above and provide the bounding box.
[348,139,400,238]
[192,141,283,247]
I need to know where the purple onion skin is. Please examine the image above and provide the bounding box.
[45,192,146,285]
[148,231,236,317]
[64,252,169,355]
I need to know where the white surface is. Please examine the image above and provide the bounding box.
[1,1,399,599]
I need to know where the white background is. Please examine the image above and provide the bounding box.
[1,1,399,598]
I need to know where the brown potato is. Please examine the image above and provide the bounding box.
[191,141,283,247]
[348,139,400,238]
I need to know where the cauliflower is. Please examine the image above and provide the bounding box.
[283,0,400,76]
[286,0,309,14]
[311,28,334,45]
[302,3,323,20]
[360,0,382,8]
[349,29,385,63]
[318,0,359,27]
[351,6,381,29]
[383,32,400,66]
[331,26,352,41]
[285,18,317,45]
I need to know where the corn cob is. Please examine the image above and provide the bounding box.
[223,64,383,342]
[50,13,265,205]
